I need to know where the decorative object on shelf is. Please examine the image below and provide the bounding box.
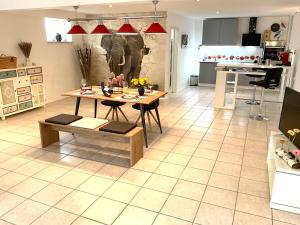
[291,149,300,162]
[0,55,17,69]
[18,41,32,66]
[271,22,287,40]
[263,30,271,41]
[131,77,148,96]
[55,33,62,42]
[76,47,91,86]
[287,128,300,153]
[181,34,188,48]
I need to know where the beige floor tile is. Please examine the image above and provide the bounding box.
[180,167,211,184]
[144,149,169,161]
[171,145,196,155]
[130,188,168,212]
[33,165,69,182]
[213,161,241,177]
[188,156,215,171]
[112,205,157,225]
[0,171,27,190]
[161,195,199,221]
[55,170,90,189]
[143,174,177,193]
[155,162,184,178]
[223,137,245,147]
[217,152,243,165]
[198,140,222,151]
[208,173,239,191]
[0,219,14,225]
[194,148,218,160]
[159,135,182,144]
[153,214,192,225]
[272,221,294,225]
[2,200,49,225]
[172,179,205,201]
[119,169,151,186]
[194,203,234,225]
[233,212,272,225]
[31,208,77,225]
[9,177,48,198]
[83,197,126,224]
[31,183,72,206]
[241,166,269,182]
[103,181,140,203]
[36,151,66,164]
[56,155,84,168]
[133,158,161,172]
[72,217,105,225]
[0,157,29,170]
[14,161,48,176]
[177,137,200,147]
[96,164,127,180]
[74,160,105,174]
[243,155,268,170]
[151,141,176,152]
[272,209,300,225]
[238,178,269,198]
[0,153,11,163]
[77,176,114,195]
[236,193,271,218]
[0,192,25,216]
[164,153,191,166]
[202,186,237,209]
[220,143,244,155]
[55,190,97,215]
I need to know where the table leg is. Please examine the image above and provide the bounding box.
[75,97,81,116]
[154,102,163,134]
[140,104,148,148]
[94,99,98,118]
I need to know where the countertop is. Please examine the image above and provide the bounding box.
[216,62,292,69]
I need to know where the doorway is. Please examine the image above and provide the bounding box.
[170,27,179,93]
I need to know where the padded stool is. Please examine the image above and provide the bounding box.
[245,74,265,105]
[101,100,128,121]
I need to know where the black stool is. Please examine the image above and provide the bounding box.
[245,73,265,105]
[249,68,283,121]
[132,100,162,133]
[101,100,128,121]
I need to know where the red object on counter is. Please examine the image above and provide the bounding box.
[250,55,255,60]
[279,52,289,65]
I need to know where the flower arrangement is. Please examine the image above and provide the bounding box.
[291,149,300,162]
[108,73,125,87]
[287,128,300,153]
[131,77,148,88]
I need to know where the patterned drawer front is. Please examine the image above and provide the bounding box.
[30,75,43,84]
[0,70,17,79]
[26,67,42,75]
[3,105,18,115]
[17,86,31,95]
[19,101,33,110]
[18,94,32,103]
[17,69,26,77]
[0,80,16,105]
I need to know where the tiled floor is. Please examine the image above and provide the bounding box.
[0,86,300,225]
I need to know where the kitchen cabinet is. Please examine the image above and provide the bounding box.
[202,18,238,45]
[0,66,45,120]
[199,62,218,84]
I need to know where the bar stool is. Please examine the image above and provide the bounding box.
[249,68,283,121]
[245,73,265,105]
[101,100,128,121]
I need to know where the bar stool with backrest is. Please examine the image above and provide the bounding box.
[249,67,283,121]
[101,100,128,121]
[245,68,267,105]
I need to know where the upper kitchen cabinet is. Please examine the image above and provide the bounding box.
[202,18,238,45]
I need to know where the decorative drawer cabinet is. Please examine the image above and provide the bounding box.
[0,66,45,120]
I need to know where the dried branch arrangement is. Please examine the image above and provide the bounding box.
[76,47,92,82]
[18,42,32,58]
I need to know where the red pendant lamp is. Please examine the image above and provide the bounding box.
[91,21,112,34]
[117,19,138,35]
[145,0,167,34]
[67,6,87,35]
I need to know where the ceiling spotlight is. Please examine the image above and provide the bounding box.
[109,4,113,8]
[216,11,220,14]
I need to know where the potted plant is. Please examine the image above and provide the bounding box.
[131,77,148,96]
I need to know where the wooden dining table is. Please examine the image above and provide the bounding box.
[62,87,167,147]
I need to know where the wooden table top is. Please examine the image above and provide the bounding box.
[62,87,167,105]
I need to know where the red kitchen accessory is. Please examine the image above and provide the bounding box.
[279,51,289,65]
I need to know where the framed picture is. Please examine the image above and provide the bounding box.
[181,34,188,48]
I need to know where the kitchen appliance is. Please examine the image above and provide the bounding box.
[279,51,290,65]
[242,17,262,46]
[279,87,300,150]
[263,40,286,61]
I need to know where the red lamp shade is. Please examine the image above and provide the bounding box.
[117,23,138,35]
[91,24,112,34]
[145,22,167,34]
[67,24,87,35]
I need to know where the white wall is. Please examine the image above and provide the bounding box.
[166,12,202,92]
[0,10,83,103]
[289,13,300,92]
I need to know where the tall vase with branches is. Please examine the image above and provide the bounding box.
[18,41,32,66]
[75,47,92,87]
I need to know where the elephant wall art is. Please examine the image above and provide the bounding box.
[100,33,150,85]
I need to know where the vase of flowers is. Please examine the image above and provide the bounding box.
[291,149,300,162]
[287,128,300,153]
[131,77,148,96]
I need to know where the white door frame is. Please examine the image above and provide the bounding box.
[169,27,179,93]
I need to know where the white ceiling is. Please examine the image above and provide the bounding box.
[1,0,300,18]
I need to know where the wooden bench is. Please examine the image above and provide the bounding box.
[39,121,144,167]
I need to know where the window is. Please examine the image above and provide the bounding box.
[44,17,72,43]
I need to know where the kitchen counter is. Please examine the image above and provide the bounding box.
[217,62,291,69]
